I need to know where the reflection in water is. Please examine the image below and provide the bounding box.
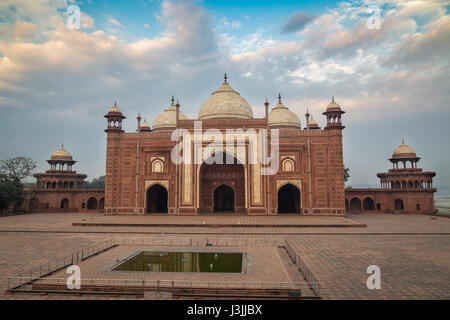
[113,251,243,273]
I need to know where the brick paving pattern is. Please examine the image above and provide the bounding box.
[0,212,449,299]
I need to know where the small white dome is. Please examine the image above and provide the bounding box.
[153,103,187,130]
[268,99,301,128]
[140,119,151,131]
[308,117,318,126]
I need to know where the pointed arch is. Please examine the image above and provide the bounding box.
[87,197,98,210]
[146,184,168,213]
[350,198,361,212]
[213,184,235,212]
[277,183,301,214]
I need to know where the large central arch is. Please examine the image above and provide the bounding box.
[199,152,245,213]
[146,184,168,214]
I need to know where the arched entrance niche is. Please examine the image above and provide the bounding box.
[146,184,168,214]
[199,152,245,213]
[60,198,69,209]
[350,198,361,213]
[277,183,301,214]
[214,184,235,212]
[363,197,375,211]
[87,197,98,210]
[29,197,38,211]
[394,199,404,211]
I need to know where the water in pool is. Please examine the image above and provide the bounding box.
[113,251,243,273]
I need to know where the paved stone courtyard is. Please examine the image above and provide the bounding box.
[0,212,449,299]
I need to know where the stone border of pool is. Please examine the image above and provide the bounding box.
[108,249,247,275]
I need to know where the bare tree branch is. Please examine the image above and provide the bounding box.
[0,156,37,182]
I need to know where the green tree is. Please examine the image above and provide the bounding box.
[0,174,24,213]
[82,175,105,189]
[344,166,350,183]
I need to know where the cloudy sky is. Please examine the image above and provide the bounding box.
[0,0,449,195]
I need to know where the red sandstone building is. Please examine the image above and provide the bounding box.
[22,146,104,212]
[345,141,437,214]
[104,76,346,215]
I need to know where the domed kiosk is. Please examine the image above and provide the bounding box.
[346,140,437,214]
[27,146,105,213]
[389,140,420,169]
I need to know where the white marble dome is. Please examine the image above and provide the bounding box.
[198,80,253,119]
[268,99,301,128]
[153,102,187,130]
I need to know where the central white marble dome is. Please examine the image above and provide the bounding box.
[198,79,254,120]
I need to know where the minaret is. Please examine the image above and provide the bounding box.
[264,98,270,214]
[322,96,346,213]
[137,112,141,133]
[305,108,310,126]
[104,101,125,214]
[264,98,269,125]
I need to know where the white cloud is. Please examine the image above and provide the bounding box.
[231,21,241,29]
[109,18,122,27]
[81,14,95,29]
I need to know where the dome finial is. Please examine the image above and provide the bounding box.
[61,144,64,149]
[171,96,175,106]
[224,73,228,84]
[332,96,334,102]
[278,93,282,104]
[402,139,405,145]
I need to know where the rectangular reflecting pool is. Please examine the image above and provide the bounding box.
[112,251,243,273]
